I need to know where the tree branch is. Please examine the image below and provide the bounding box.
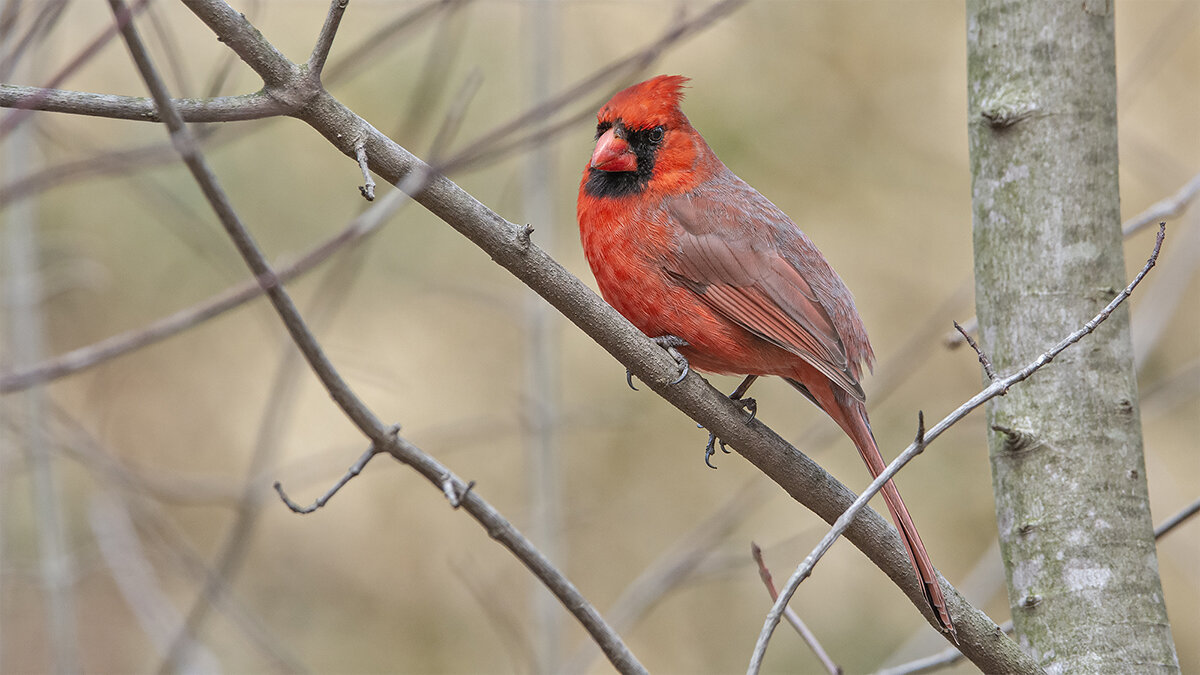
[0,84,290,122]
[307,0,349,77]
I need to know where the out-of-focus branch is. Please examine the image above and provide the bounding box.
[0,185,403,393]
[748,225,1166,675]
[162,232,369,673]
[1123,171,1200,237]
[1155,496,1200,539]
[0,1,69,81]
[0,0,148,140]
[2,15,79,671]
[89,492,220,674]
[439,0,746,174]
[751,543,841,675]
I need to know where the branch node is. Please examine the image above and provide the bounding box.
[990,424,1039,453]
[517,223,534,250]
[355,138,375,201]
[440,474,475,509]
[913,410,926,455]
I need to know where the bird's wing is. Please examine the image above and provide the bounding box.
[665,188,865,401]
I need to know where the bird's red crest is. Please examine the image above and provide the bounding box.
[598,75,690,130]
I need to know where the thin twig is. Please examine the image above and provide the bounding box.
[751,543,841,675]
[274,446,381,514]
[355,136,375,200]
[1154,496,1200,539]
[307,0,348,77]
[953,320,996,380]
[747,224,1167,675]
[1123,171,1200,237]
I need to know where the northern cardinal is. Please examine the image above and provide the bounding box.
[577,75,954,635]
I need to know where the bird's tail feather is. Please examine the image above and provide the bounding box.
[816,382,956,637]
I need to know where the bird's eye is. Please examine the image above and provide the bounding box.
[648,127,665,144]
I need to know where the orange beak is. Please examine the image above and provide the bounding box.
[589,127,637,173]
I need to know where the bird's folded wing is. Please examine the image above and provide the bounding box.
[666,193,865,401]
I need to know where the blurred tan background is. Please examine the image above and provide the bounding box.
[2,1,1197,672]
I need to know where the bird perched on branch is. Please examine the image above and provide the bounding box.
[576,74,954,635]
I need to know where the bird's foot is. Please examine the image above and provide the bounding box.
[652,335,691,385]
[625,334,691,390]
[703,394,757,469]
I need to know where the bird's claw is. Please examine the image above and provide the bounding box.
[701,395,758,468]
[703,431,732,469]
[651,335,690,385]
[626,368,638,391]
[740,397,758,424]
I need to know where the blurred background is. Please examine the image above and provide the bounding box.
[1,0,1196,672]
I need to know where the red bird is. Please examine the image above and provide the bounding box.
[577,75,953,634]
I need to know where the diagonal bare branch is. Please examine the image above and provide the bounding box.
[0,85,290,122]
[108,2,647,672]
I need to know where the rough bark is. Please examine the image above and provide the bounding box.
[967,1,1179,671]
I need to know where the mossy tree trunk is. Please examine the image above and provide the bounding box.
[966,1,1179,671]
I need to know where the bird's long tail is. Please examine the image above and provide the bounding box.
[794,378,956,637]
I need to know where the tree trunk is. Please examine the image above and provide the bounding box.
[966,1,1179,671]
